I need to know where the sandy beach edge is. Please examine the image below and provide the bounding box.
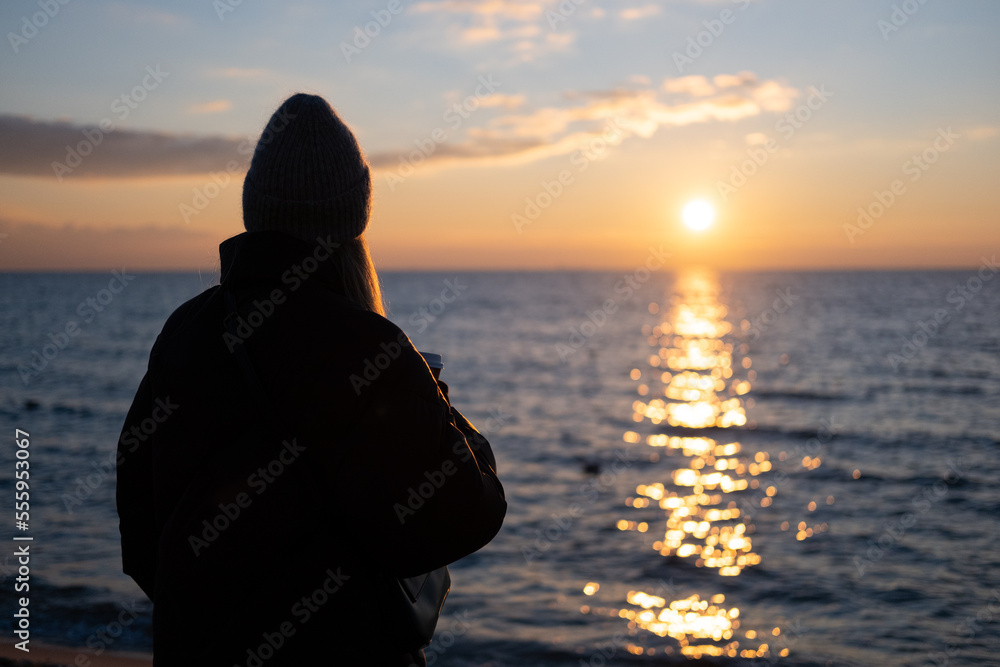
[0,642,151,667]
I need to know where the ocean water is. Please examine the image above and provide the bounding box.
[0,267,998,666]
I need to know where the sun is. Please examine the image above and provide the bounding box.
[682,200,715,231]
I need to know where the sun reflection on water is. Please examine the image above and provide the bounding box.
[583,270,796,660]
[626,272,758,577]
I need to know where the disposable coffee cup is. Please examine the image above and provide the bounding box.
[419,351,444,380]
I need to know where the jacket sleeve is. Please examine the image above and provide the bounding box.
[322,342,507,578]
[438,380,498,473]
[116,370,158,601]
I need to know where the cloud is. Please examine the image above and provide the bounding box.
[368,73,800,174]
[479,93,527,109]
[620,4,661,20]
[663,75,716,98]
[966,125,999,141]
[207,67,274,80]
[411,0,547,21]
[713,72,757,88]
[1,73,799,182]
[188,100,233,114]
[408,0,577,64]
[0,115,245,180]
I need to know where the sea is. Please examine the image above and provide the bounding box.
[0,267,998,666]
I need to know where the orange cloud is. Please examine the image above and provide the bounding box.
[409,0,577,64]
[663,75,716,98]
[368,73,799,175]
[188,100,233,114]
[411,0,548,21]
[479,93,528,109]
[620,4,661,20]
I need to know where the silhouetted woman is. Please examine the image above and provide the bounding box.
[116,93,506,666]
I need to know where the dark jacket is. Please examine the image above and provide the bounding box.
[116,231,506,665]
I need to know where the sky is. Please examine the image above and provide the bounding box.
[0,0,997,271]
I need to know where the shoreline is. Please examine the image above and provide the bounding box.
[0,643,151,667]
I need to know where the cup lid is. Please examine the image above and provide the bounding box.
[419,351,444,369]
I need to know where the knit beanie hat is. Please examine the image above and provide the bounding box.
[242,93,371,243]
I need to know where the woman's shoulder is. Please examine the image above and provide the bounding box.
[149,284,223,352]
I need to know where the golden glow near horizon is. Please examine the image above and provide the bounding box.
[682,200,715,232]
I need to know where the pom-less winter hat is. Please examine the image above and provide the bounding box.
[242,93,372,243]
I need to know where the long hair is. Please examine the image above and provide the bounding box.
[335,234,386,317]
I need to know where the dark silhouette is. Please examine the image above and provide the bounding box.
[116,93,506,665]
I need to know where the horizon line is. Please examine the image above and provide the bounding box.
[0,264,991,275]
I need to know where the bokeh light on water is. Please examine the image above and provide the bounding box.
[582,270,800,660]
